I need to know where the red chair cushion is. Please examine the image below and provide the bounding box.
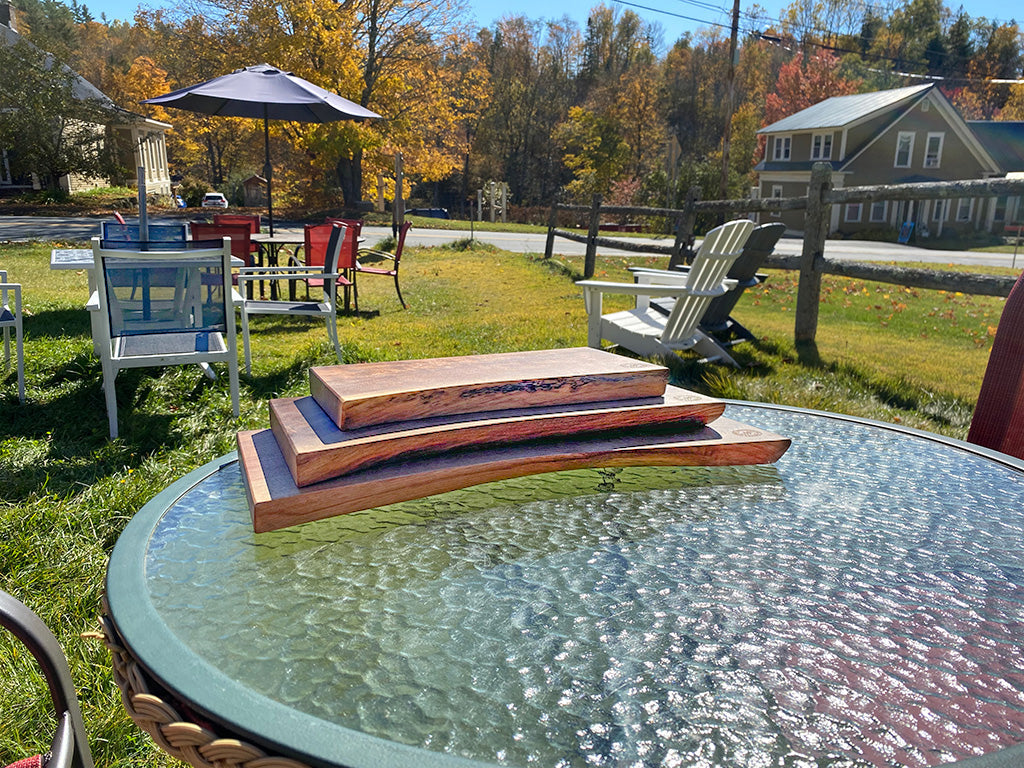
[5,756,44,768]
[967,270,1024,459]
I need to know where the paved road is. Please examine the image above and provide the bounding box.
[3,214,1021,268]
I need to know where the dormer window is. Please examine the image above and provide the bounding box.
[811,133,832,160]
[772,135,791,161]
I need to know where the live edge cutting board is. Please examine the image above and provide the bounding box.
[308,347,670,430]
[271,385,727,487]
[239,418,791,533]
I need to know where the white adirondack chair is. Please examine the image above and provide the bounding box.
[576,219,756,366]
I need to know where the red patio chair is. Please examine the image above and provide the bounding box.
[293,223,357,312]
[967,270,1024,460]
[357,221,410,309]
[213,214,262,260]
[189,222,255,267]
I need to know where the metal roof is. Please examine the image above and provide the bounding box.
[758,84,933,134]
[969,121,1024,173]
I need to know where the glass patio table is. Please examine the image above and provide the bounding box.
[103,402,1024,768]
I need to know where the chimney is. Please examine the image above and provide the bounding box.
[0,2,16,31]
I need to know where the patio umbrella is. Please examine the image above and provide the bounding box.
[143,64,381,234]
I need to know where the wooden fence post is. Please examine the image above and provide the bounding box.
[584,193,602,279]
[795,163,833,344]
[545,202,558,259]
[669,186,700,268]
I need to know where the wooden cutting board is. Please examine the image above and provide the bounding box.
[239,417,792,533]
[271,385,727,487]
[309,348,669,430]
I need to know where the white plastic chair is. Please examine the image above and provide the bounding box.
[576,219,756,366]
[92,237,240,438]
[237,223,347,373]
[1,270,24,403]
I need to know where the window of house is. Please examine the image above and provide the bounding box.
[924,133,944,168]
[773,136,791,161]
[811,133,832,160]
[994,196,1008,222]
[894,132,914,168]
[956,198,974,222]
[770,185,783,217]
[933,200,947,222]
[870,200,888,223]
[845,203,862,222]
[0,150,11,185]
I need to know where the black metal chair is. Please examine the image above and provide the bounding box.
[0,590,94,768]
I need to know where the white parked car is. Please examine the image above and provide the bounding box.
[201,192,228,208]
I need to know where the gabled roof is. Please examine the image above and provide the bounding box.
[758,84,933,134]
[1,22,114,108]
[970,121,1024,173]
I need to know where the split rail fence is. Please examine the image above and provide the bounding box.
[544,163,1024,345]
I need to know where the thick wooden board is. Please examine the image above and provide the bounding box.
[309,348,669,430]
[272,385,726,487]
[238,417,791,533]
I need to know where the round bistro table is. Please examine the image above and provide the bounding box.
[104,403,1024,768]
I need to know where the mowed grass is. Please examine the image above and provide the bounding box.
[0,237,1016,766]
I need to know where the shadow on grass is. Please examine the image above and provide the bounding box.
[23,308,92,339]
[0,362,239,502]
[528,254,584,282]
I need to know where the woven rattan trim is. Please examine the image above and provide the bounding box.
[100,601,313,768]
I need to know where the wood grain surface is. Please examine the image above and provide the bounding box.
[239,417,791,533]
[272,385,726,487]
[308,348,669,429]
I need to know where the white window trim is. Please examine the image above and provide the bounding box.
[811,133,832,161]
[956,198,974,222]
[933,200,947,222]
[924,132,944,169]
[894,131,915,168]
[770,185,783,217]
[994,195,1008,222]
[845,202,862,223]
[869,200,888,223]
[773,135,792,161]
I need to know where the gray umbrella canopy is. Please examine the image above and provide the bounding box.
[144,64,381,232]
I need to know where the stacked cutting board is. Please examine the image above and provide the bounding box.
[238,348,791,533]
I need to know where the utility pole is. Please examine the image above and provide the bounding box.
[719,0,741,201]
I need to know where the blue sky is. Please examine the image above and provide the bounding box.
[85,0,1015,50]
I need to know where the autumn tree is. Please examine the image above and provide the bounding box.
[764,52,859,126]
[967,23,1023,117]
[473,16,581,205]
[554,105,628,201]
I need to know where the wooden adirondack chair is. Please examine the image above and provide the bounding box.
[576,219,756,366]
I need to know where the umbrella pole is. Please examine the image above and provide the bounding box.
[263,112,274,236]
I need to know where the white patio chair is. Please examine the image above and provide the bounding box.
[237,222,346,374]
[92,237,240,439]
[576,219,756,367]
[1,270,24,403]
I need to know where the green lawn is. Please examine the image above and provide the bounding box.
[0,238,1016,765]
